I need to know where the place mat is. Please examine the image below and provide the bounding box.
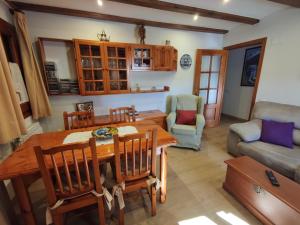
[63,126,138,146]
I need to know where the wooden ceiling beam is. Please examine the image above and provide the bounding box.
[267,0,300,7]
[106,0,260,25]
[11,1,229,34]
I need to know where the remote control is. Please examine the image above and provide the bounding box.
[265,170,280,187]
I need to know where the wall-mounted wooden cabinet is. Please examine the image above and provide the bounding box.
[74,40,130,95]
[130,44,177,72]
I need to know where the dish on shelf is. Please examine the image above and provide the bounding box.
[92,127,118,140]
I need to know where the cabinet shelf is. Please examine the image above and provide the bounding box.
[130,86,170,94]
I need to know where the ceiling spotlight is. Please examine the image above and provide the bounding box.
[97,0,103,6]
[193,14,199,21]
[223,0,230,4]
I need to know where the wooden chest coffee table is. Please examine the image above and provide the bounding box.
[223,156,300,225]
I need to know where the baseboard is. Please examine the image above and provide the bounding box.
[221,113,248,122]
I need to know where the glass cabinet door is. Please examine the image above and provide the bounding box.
[131,45,152,71]
[106,45,129,92]
[78,43,105,94]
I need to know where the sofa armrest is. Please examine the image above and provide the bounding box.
[196,114,205,135]
[166,112,176,132]
[294,166,300,184]
[229,119,262,142]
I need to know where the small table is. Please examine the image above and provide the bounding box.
[223,156,300,225]
[93,110,167,130]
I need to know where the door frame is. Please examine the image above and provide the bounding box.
[224,37,267,119]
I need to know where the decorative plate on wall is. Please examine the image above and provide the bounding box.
[180,54,192,69]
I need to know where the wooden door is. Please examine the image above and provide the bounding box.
[74,40,106,95]
[193,50,228,127]
[104,43,130,94]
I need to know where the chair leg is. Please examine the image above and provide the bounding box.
[118,208,125,225]
[97,198,106,225]
[151,186,156,216]
[52,213,64,225]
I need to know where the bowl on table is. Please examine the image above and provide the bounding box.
[92,127,118,140]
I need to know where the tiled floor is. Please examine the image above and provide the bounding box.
[25,116,261,225]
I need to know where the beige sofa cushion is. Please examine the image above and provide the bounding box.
[238,141,300,179]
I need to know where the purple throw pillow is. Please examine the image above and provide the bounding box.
[261,120,294,149]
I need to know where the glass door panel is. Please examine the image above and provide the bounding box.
[84,82,94,92]
[117,48,126,58]
[210,73,219,89]
[94,70,103,80]
[208,90,217,104]
[200,73,209,89]
[108,47,117,57]
[95,82,104,91]
[81,57,91,69]
[92,58,102,69]
[108,59,118,69]
[80,45,90,56]
[199,90,208,104]
[83,70,92,80]
[211,55,221,72]
[201,56,210,71]
[91,46,101,56]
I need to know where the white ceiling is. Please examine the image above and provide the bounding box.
[16,0,289,31]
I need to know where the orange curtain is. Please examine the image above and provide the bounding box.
[14,12,52,120]
[0,36,27,144]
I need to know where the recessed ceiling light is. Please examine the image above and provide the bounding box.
[223,0,230,4]
[97,0,103,6]
[193,14,199,21]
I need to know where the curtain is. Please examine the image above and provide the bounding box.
[0,36,27,144]
[14,12,52,120]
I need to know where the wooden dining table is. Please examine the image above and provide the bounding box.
[0,121,176,225]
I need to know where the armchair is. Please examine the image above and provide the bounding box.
[166,95,205,150]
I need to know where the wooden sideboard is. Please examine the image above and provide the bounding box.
[90,110,167,130]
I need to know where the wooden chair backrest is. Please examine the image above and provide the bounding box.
[63,111,95,130]
[113,129,158,183]
[34,138,102,206]
[109,105,136,124]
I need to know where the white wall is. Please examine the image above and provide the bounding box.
[25,11,224,131]
[222,46,259,120]
[224,7,300,107]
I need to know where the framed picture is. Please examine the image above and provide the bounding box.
[241,46,262,86]
[76,101,94,112]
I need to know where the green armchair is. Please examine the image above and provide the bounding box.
[166,95,205,150]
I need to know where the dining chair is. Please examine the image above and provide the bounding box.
[109,105,136,124]
[63,111,95,130]
[112,128,158,225]
[34,138,106,225]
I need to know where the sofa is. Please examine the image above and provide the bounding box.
[166,94,205,150]
[228,101,300,183]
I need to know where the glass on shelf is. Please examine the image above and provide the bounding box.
[81,57,91,69]
[92,58,102,68]
[134,48,142,58]
[119,70,127,80]
[94,70,103,80]
[108,59,118,69]
[108,47,116,57]
[117,48,126,58]
[110,81,119,90]
[95,82,104,91]
[134,58,142,67]
[91,46,101,56]
[109,70,119,80]
[143,49,150,58]
[83,70,92,80]
[118,59,127,69]
[120,81,127,90]
[80,45,90,56]
[84,82,94,92]
[142,58,150,67]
